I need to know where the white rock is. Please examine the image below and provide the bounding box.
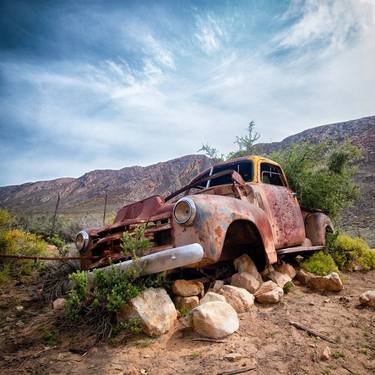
[231,272,261,293]
[233,254,262,283]
[200,291,226,305]
[217,285,254,313]
[52,298,66,311]
[174,296,199,311]
[307,272,343,292]
[267,271,292,288]
[172,279,204,297]
[119,288,177,337]
[359,290,375,307]
[275,263,297,279]
[191,301,239,338]
[320,346,331,361]
[254,281,284,304]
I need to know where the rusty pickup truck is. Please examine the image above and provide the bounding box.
[75,156,333,277]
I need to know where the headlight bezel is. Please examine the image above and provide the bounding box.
[75,230,90,252]
[173,197,197,225]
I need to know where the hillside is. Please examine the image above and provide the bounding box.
[0,115,374,243]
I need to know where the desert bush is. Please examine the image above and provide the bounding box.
[270,140,361,220]
[65,224,167,339]
[0,209,47,283]
[17,213,81,242]
[328,234,375,271]
[301,251,338,276]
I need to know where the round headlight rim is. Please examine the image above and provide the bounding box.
[173,197,196,225]
[75,230,90,252]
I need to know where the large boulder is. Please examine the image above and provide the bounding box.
[254,281,284,304]
[233,254,262,283]
[267,270,292,288]
[172,279,204,297]
[174,296,199,311]
[119,288,177,336]
[231,272,261,293]
[307,272,343,292]
[359,290,375,307]
[191,301,239,338]
[200,291,226,305]
[217,285,254,313]
[275,263,297,279]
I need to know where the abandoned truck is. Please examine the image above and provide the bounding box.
[75,155,333,277]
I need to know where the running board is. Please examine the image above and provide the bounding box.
[277,245,324,255]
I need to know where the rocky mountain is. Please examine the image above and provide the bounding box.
[0,115,374,243]
[0,154,214,218]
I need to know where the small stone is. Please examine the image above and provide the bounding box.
[52,298,66,310]
[212,280,224,292]
[174,296,199,311]
[254,281,284,304]
[320,346,331,361]
[267,271,292,288]
[191,301,239,339]
[307,272,343,292]
[217,285,255,313]
[231,272,261,293]
[275,263,297,279]
[295,269,313,285]
[200,291,226,305]
[224,353,242,362]
[233,254,262,283]
[359,290,375,307]
[172,279,204,297]
[15,305,24,312]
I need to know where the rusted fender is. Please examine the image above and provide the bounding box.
[173,194,277,266]
[303,211,334,246]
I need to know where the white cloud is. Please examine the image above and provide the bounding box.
[195,14,225,54]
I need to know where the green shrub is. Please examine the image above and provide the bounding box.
[302,251,338,276]
[17,214,81,242]
[328,234,375,271]
[121,224,151,257]
[270,140,361,220]
[65,224,166,339]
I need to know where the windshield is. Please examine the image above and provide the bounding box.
[208,160,253,187]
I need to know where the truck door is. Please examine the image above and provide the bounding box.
[255,162,305,249]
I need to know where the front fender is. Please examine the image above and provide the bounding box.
[304,211,334,246]
[173,194,276,265]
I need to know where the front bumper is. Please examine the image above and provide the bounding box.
[85,243,204,286]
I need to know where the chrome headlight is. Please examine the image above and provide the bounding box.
[173,197,196,225]
[75,230,89,252]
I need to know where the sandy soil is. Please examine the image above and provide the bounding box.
[0,271,374,375]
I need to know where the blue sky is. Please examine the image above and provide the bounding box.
[1,0,374,186]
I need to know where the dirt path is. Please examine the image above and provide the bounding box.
[1,271,374,375]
